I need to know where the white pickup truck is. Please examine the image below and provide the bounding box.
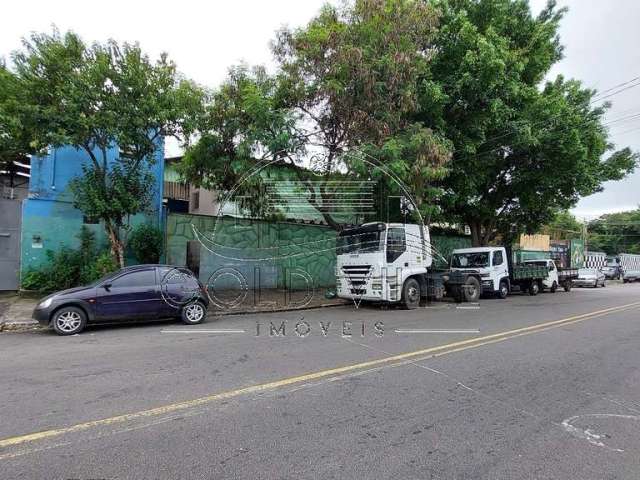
[449,247,569,297]
[522,259,577,292]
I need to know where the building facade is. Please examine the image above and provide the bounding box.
[20,144,164,280]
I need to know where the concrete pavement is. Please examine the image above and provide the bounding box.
[1,283,640,478]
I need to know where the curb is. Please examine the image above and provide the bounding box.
[207,301,350,317]
[0,302,351,333]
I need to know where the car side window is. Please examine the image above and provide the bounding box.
[111,270,156,288]
[493,250,503,266]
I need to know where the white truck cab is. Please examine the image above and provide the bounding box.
[335,223,431,305]
[522,259,559,291]
[450,246,509,298]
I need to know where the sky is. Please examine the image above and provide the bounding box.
[1,0,639,219]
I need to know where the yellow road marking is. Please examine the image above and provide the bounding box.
[1,301,640,450]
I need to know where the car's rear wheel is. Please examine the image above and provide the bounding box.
[528,281,540,296]
[52,306,87,335]
[564,281,572,292]
[181,300,206,325]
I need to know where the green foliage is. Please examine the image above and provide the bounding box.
[0,61,40,170]
[128,223,164,264]
[541,210,583,240]
[68,162,155,226]
[182,0,449,229]
[420,0,637,245]
[587,209,640,255]
[179,66,300,220]
[8,28,205,265]
[20,227,118,292]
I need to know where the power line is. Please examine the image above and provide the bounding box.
[591,76,640,100]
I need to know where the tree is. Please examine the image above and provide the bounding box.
[181,0,450,229]
[9,30,204,266]
[0,61,38,177]
[420,0,637,245]
[587,209,640,255]
[541,210,583,240]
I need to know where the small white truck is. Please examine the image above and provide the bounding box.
[449,247,572,297]
[335,223,483,308]
[522,259,577,292]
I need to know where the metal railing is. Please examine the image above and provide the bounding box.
[163,181,190,201]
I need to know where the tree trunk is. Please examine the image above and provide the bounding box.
[469,220,497,247]
[469,221,483,247]
[105,221,125,268]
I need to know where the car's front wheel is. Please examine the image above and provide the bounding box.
[181,301,207,325]
[52,306,87,335]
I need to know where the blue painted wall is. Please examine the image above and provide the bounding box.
[21,142,164,274]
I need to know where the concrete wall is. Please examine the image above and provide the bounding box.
[165,213,337,289]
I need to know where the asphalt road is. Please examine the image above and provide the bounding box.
[2,283,640,479]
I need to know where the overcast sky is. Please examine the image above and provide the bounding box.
[2,0,639,219]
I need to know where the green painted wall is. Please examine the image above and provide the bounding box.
[166,213,473,288]
[166,213,337,289]
[430,235,473,268]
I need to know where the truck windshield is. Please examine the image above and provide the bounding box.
[337,226,384,255]
[451,252,490,268]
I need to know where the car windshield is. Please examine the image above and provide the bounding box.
[451,252,490,268]
[337,226,384,255]
[578,268,596,276]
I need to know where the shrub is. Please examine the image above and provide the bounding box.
[20,227,119,292]
[128,223,163,264]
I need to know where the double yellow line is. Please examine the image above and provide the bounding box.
[1,301,639,451]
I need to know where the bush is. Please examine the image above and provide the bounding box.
[20,227,119,292]
[128,223,163,264]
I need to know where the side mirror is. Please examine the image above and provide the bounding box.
[549,265,554,271]
[103,283,112,291]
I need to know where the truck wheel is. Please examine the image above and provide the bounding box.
[564,281,572,292]
[550,281,557,293]
[528,281,539,296]
[498,280,509,299]
[402,278,420,310]
[462,277,481,302]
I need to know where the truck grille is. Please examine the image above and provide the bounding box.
[341,265,373,294]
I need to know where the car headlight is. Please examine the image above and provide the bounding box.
[38,297,53,309]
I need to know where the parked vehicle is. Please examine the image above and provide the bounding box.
[32,265,209,335]
[619,253,640,283]
[450,246,549,298]
[522,259,578,292]
[584,251,607,270]
[574,268,606,288]
[335,223,483,308]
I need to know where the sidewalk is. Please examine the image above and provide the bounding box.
[0,289,349,332]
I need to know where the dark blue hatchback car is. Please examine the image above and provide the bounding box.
[32,265,209,335]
